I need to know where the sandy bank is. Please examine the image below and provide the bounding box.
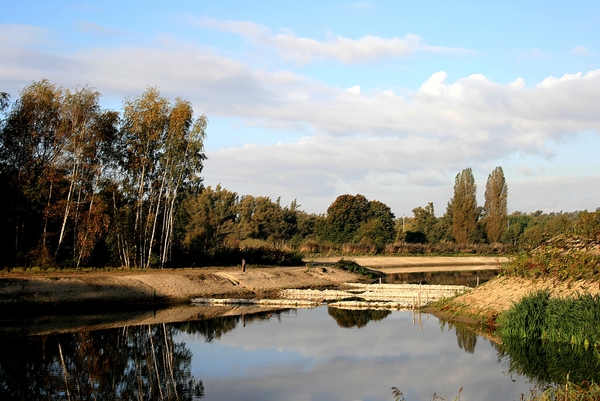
[0,266,362,309]
[0,256,505,309]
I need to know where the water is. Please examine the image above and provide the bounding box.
[179,307,534,401]
[0,305,593,400]
[384,269,498,287]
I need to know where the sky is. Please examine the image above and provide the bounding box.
[2,0,600,216]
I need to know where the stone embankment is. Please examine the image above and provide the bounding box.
[192,283,470,310]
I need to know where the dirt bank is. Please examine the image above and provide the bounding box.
[0,256,506,309]
[425,275,600,327]
[0,266,363,309]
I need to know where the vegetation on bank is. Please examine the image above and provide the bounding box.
[498,290,600,348]
[332,258,381,279]
[497,292,600,399]
[426,210,600,400]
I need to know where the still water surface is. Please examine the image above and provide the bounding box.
[181,307,534,401]
[0,306,559,400]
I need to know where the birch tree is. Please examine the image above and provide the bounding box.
[54,87,118,265]
[0,80,65,264]
[120,88,206,268]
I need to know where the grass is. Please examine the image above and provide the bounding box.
[526,381,600,401]
[333,258,381,279]
[391,382,600,401]
[498,290,600,348]
[497,290,600,388]
[391,386,463,401]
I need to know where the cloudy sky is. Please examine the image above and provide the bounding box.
[2,1,600,216]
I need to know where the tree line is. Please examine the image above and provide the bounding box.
[0,80,206,268]
[1,80,596,268]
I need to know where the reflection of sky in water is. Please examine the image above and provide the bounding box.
[176,307,535,401]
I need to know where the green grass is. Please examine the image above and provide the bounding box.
[498,290,600,347]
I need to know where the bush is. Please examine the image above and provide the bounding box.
[334,258,379,278]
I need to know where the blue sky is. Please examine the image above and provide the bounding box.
[2,1,600,215]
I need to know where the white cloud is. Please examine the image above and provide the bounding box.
[2,24,600,214]
[188,17,471,64]
[570,45,593,56]
[75,20,125,37]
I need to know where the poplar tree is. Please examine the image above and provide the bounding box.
[484,166,508,243]
[452,168,478,243]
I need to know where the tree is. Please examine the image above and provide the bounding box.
[0,80,65,265]
[0,92,9,113]
[484,166,508,243]
[54,86,118,265]
[235,195,298,242]
[452,168,478,244]
[180,184,238,253]
[408,202,437,243]
[321,194,371,243]
[319,194,395,248]
[356,200,396,248]
[118,88,207,268]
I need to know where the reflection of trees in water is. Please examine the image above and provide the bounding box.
[454,325,477,353]
[0,324,203,400]
[0,309,296,398]
[496,337,600,385]
[386,270,497,286]
[439,320,478,353]
[176,315,240,342]
[174,309,294,342]
[327,307,391,328]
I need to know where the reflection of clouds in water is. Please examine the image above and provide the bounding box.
[214,308,450,358]
[182,307,534,401]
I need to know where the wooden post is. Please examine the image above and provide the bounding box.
[477,276,480,286]
[242,259,246,272]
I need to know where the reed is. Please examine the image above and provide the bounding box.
[498,290,600,348]
[526,380,600,401]
[391,386,462,401]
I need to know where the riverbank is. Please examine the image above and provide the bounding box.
[0,265,362,310]
[0,256,505,309]
[424,275,600,328]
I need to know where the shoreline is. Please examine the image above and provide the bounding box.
[0,256,505,308]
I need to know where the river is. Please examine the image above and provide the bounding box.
[0,305,540,400]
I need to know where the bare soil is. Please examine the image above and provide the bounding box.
[451,275,600,313]
[0,265,362,308]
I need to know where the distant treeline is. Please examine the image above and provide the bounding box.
[1,81,598,268]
